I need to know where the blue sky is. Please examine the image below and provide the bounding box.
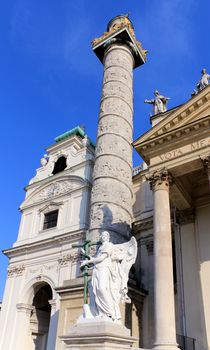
[0,0,210,299]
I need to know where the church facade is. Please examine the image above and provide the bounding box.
[0,15,210,350]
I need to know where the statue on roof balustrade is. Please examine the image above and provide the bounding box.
[144,90,170,115]
[192,68,210,96]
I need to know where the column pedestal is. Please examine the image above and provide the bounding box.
[61,319,137,350]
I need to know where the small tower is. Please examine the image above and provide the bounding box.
[0,127,94,350]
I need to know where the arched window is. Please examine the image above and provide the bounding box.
[52,156,67,175]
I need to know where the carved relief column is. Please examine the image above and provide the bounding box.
[148,169,179,350]
[89,15,146,242]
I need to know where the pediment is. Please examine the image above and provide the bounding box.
[134,85,210,149]
[20,175,89,210]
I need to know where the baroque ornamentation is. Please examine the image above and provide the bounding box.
[200,155,210,170]
[192,68,210,95]
[80,231,137,321]
[147,168,173,191]
[58,254,71,266]
[91,15,147,60]
[34,181,73,203]
[8,264,25,277]
[145,90,170,116]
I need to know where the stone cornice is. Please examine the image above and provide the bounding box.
[25,166,93,192]
[3,230,85,258]
[21,175,92,211]
[134,114,210,163]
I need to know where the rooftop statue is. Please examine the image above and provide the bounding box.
[192,68,210,96]
[144,90,170,115]
[80,231,137,322]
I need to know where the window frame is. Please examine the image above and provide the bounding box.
[43,210,59,230]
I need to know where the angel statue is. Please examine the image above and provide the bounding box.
[144,90,170,115]
[80,231,137,322]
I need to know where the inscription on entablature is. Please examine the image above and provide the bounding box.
[154,136,210,163]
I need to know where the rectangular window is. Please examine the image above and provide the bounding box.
[43,210,58,230]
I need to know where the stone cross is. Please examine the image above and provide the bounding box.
[72,238,100,304]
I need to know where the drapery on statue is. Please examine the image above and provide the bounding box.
[144,90,170,115]
[80,231,137,321]
[192,68,210,96]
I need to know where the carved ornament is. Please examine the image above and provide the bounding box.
[91,16,147,60]
[147,168,173,192]
[38,181,73,201]
[8,264,25,277]
[200,155,210,170]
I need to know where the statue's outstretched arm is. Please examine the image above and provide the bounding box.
[144,99,154,104]
[81,252,108,267]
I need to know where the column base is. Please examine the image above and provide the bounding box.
[153,342,180,350]
[61,317,137,350]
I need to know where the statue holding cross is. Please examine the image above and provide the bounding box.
[78,230,137,322]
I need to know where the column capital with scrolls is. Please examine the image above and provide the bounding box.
[147,168,173,192]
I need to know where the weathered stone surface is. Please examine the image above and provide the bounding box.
[89,44,134,241]
[93,156,132,183]
[99,98,133,124]
[98,115,133,142]
[95,134,132,163]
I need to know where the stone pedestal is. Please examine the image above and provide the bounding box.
[61,319,137,350]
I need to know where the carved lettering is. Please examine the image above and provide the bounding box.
[158,137,210,162]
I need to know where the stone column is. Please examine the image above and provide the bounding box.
[89,15,146,242]
[148,169,179,350]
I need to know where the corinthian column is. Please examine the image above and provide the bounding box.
[89,15,146,242]
[148,169,179,350]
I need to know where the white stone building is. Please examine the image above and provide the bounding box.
[0,127,95,350]
[1,14,210,350]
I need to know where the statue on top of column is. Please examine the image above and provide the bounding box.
[144,90,170,116]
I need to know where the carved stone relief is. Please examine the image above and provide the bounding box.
[100,97,133,121]
[98,115,132,142]
[102,81,132,103]
[31,181,75,204]
[147,169,173,192]
[91,179,132,213]
[95,134,132,163]
[8,264,25,277]
[103,66,133,90]
[104,50,133,72]
[89,43,133,241]
[93,156,131,183]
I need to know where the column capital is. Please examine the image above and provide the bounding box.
[91,15,147,68]
[147,168,173,192]
[16,303,34,316]
[49,299,57,312]
[200,154,210,170]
